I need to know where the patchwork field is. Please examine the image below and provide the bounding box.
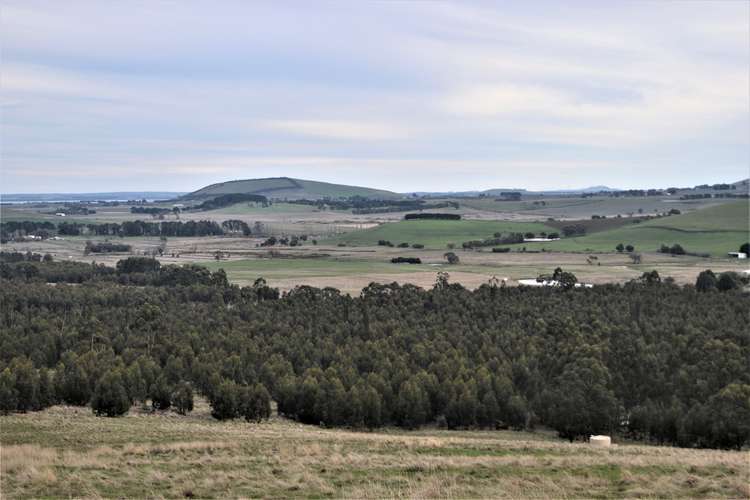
[457,195,731,219]
[518,202,749,256]
[1,403,747,499]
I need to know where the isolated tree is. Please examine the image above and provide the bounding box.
[695,270,717,292]
[740,242,750,255]
[91,370,130,417]
[615,243,625,253]
[443,252,460,265]
[625,244,634,252]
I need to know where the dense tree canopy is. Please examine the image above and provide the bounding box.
[0,257,748,449]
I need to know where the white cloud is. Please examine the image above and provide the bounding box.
[259,120,412,141]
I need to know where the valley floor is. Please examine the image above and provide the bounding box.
[1,401,747,499]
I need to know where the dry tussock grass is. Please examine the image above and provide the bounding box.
[1,406,748,498]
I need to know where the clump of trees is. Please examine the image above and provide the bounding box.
[84,241,132,254]
[562,225,586,237]
[659,243,686,255]
[696,270,746,292]
[391,257,422,264]
[462,233,524,249]
[615,243,635,253]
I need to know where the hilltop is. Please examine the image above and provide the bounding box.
[183,177,402,201]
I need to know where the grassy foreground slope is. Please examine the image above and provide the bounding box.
[331,219,556,248]
[522,201,750,255]
[2,404,747,499]
[184,177,402,200]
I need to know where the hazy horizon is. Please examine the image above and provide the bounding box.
[2,1,748,193]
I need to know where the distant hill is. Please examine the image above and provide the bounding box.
[183,177,402,201]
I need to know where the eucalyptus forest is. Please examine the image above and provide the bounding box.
[1,254,748,450]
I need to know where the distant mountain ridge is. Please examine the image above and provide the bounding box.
[1,192,186,203]
[183,177,403,201]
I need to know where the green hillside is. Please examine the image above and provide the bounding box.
[331,219,557,248]
[184,177,402,201]
[520,201,749,256]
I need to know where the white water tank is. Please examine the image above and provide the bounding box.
[589,435,611,447]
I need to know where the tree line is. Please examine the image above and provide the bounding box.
[1,219,252,240]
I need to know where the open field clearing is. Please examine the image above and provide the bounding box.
[1,403,747,499]
[201,250,747,293]
[4,233,748,294]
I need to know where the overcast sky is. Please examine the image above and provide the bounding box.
[1,1,748,193]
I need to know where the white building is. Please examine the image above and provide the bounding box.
[727,252,747,259]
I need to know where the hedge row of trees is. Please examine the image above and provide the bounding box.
[2,219,251,239]
[404,213,461,220]
[0,258,748,449]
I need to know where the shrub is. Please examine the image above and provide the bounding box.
[411,243,424,249]
[492,247,510,253]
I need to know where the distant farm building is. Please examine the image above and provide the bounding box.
[517,278,593,288]
[727,252,747,259]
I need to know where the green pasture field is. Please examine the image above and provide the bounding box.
[328,219,556,249]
